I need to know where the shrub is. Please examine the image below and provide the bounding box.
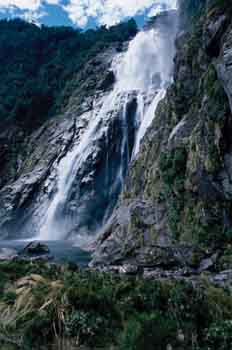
[205,320,232,350]
[119,312,177,350]
[65,310,109,346]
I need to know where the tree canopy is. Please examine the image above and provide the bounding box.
[0,18,137,132]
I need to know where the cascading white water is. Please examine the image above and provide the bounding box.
[133,88,166,156]
[38,91,120,241]
[116,27,175,156]
[37,13,177,242]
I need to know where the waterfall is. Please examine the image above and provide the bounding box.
[38,91,121,241]
[37,12,178,243]
[133,88,166,156]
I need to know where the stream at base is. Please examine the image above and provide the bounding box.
[0,240,91,266]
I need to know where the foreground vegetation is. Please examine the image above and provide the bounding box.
[0,260,231,349]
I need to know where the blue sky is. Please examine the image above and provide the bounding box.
[0,1,177,29]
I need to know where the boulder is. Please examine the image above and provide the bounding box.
[197,252,218,273]
[21,242,50,256]
[0,248,18,261]
[211,269,232,286]
[119,264,139,275]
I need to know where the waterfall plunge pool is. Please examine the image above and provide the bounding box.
[0,240,91,267]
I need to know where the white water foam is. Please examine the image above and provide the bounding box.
[37,17,177,242]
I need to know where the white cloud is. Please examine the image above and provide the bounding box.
[0,0,178,27]
[0,0,60,9]
[22,8,47,26]
[64,0,178,27]
[0,0,41,11]
[0,0,60,12]
[0,0,61,24]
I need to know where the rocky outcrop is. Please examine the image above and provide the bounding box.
[92,0,232,270]
[22,242,50,255]
[216,26,232,111]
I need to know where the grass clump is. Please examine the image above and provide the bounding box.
[0,261,231,349]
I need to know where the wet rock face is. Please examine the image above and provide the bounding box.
[0,45,123,239]
[93,0,232,267]
[0,248,18,261]
[92,200,167,266]
[0,116,77,238]
[216,26,232,111]
[55,93,139,239]
[0,126,27,190]
[203,14,228,55]
[0,37,141,240]
[0,12,176,241]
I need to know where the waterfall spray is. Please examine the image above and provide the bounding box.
[37,11,178,243]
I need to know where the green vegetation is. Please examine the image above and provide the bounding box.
[179,0,206,29]
[208,0,232,15]
[159,148,187,239]
[153,0,232,249]
[203,64,230,125]
[0,18,137,132]
[0,260,231,350]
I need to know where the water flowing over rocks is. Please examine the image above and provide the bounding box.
[0,11,178,244]
[0,248,18,261]
[1,3,232,350]
[0,0,231,288]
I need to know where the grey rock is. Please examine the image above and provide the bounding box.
[143,267,197,280]
[211,270,232,286]
[92,200,172,267]
[218,153,232,200]
[97,70,115,90]
[98,264,139,275]
[19,254,54,262]
[119,264,139,275]
[0,46,138,240]
[168,114,198,150]
[198,253,218,273]
[93,2,232,271]
[215,27,232,111]
[0,248,18,261]
[203,14,228,54]
[21,241,50,256]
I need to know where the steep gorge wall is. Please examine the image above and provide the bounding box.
[0,20,137,192]
[93,0,232,270]
[0,45,123,238]
[0,13,178,241]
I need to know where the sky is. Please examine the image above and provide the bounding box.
[0,0,178,29]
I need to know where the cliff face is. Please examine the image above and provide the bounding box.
[0,42,127,239]
[92,0,232,271]
[0,19,137,192]
[1,0,232,274]
[0,13,178,241]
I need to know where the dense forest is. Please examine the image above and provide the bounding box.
[0,19,137,132]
